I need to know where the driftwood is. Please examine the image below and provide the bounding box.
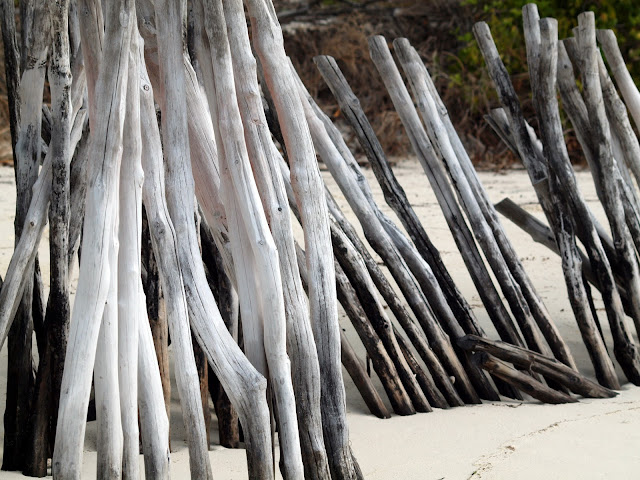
[53,2,133,477]
[245,1,361,477]
[475,17,640,386]
[395,37,576,371]
[221,0,329,475]
[519,11,620,389]
[472,353,577,404]
[340,332,391,419]
[458,335,617,399]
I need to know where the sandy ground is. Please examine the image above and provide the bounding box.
[0,160,638,479]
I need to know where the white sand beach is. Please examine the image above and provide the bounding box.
[0,160,638,479]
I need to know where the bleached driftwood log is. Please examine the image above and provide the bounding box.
[4,0,49,468]
[597,29,640,136]
[137,300,171,480]
[117,28,144,480]
[245,0,361,477]
[294,67,479,405]
[53,1,133,477]
[147,2,212,476]
[138,2,275,477]
[394,37,576,371]
[202,0,303,476]
[221,0,330,476]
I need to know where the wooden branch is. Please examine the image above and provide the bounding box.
[203,1,304,476]
[137,4,275,475]
[458,335,617,399]
[222,0,331,474]
[300,58,479,406]
[53,1,133,476]
[520,14,620,389]
[245,0,361,477]
[395,37,576,371]
[597,29,640,133]
[137,300,171,479]
[340,332,391,419]
[0,0,21,156]
[383,36,550,360]
[117,28,143,480]
[472,352,577,404]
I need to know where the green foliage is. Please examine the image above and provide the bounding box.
[452,0,640,115]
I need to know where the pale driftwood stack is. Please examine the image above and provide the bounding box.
[0,0,636,479]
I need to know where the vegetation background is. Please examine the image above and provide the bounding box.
[0,0,638,166]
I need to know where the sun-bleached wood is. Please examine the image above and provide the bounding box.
[394,37,576,371]
[597,29,640,134]
[137,299,170,480]
[147,2,213,475]
[201,1,303,476]
[294,66,479,405]
[53,1,133,477]
[244,0,361,477]
[136,4,274,477]
[221,0,330,476]
[369,36,547,359]
[94,257,124,480]
[117,29,143,480]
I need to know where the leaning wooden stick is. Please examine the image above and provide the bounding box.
[5,0,49,468]
[458,335,617,399]
[340,332,392,419]
[394,37,576,371]
[597,29,640,134]
[475,18,640,385]
[117,28,143,480]
[221,0,330,475]
[245,0,362,477]
[373,36,548,359]
[472,353,577,404]
[53,1,133,476]
[520,13,619,389]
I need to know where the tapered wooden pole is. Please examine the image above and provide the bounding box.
[475,19,640,385]
[53,2,133,477]
[117,28,144,480]
[394,37,576,370]
[202,1,304,476]
[222,0,331,476]
[136,7,274,475]
[137,299,171,480]
[245,1,361,477]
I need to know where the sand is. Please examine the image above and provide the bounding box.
[0,159,638,479]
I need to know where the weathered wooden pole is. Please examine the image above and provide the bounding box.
[143,3,213,472]
[340,332,392,419]
[137,299,171,480]
[394,37,576,370]
[202,0,304,476]
[117,28,144,480]
[475,18,640,385]
[222,0,332,474]
[52,1,133,477]
[23,1,72,475]
[245,0,362,477]
[518,11,620,389]
[472,353,577,404]
[137,3,275,476]
[4,0,49,469]
[458,335,617,398]
[597,29,640,135]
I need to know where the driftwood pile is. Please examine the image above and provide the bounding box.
[0,0,636,478]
